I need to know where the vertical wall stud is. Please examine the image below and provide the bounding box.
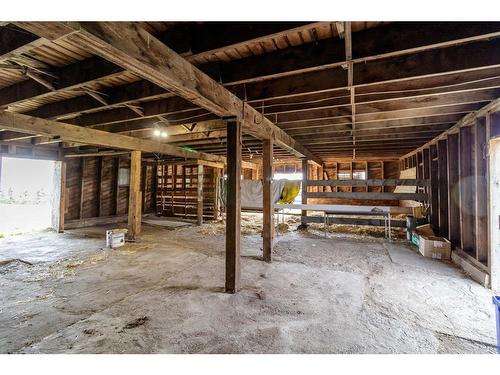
[197,164,204,225]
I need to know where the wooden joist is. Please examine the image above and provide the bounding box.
[401,97,500,158]
[16,22,321,165]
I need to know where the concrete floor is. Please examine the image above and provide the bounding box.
[0,218,497,354]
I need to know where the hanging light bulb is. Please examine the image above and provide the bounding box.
[161,131,168,138]
[153,128,161,137]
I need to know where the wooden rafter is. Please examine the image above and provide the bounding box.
[15,22,322,165]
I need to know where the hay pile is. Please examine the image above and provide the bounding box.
[198,213,300,236]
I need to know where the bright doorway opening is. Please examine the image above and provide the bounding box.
[0,157,58,236]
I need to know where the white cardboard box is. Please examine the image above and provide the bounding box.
[106,229,127,249]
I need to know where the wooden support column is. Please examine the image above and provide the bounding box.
[422,148,431,222]
[318,164,324,193]
[475,117,488,263]
[197,164,204,225]
[97,156,103,217]
[489,134,500,291]
[417,151,423,180]
[140,165,147,214]
[447,133,461,246]
[57,160,67,233]
[300,158,309,227]
[225,117,241,294]
[430,145,439,232]
[213,167,221,220]
[262,139,273,262]
[114,156,120,215]
[127,150,142,241]
[152,163,158,213]
[459,126,476,255]
[437,139,449,238]
[79,157,85,219]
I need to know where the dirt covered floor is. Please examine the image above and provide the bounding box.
[0,214,497,354]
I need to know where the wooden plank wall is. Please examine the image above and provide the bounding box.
[400,112,496,268]
[317,159,400,206]
[272,158,400,206]
[64,155,156,222]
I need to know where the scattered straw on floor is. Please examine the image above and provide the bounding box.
[309,223,406,239]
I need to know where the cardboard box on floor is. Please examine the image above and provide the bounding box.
[413,224,451,260]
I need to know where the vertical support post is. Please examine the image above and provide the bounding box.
[225,117,241,293]
[79,157,85,219]
[59,160,66,233]
[437,139,449,238]
[213,167,221,220]
[128,151,142,241]
[430,144,439,232]
[459,126,476,255]
[115,156,120,215]
[447,133,461,246]
[489,118,500,291]
[52,160,66,233]
[152,163,158,213]
[262,139,273,262]
[422,148,430,221]
[318,164,324,192]
[475,117,488,263]
[141,165,147,214]
[97,156,103,217]
[197,164,204,225]
[300,158,309,227]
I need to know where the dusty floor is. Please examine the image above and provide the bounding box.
[0,216,497,354]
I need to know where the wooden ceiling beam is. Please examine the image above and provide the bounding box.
[64,103,472,138]
[46,83,498,132]
[257,78,500,115]
[0,111,231,163]
[278,102,485,128]
[211,22,500,86]
[0,56,123,108]
[290,119,454,138]
[235,38,500,101]
[4,22,500,119]
[15,22,321,164]
[154,22,314,60]
[2,22,315,111]
[11,49,500,128]
[0,26,44,61]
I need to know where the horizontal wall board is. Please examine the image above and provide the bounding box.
[305,178,429,187]
[306,192,428,201]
